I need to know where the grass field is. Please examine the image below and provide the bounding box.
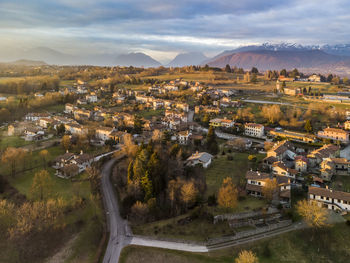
[121,222,350,263]
[137,108,165,120]
[205,153,266,198]
[0,143,104,263]
[0,135,33,150]
[132,211,245,242]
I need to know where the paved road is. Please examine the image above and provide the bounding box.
[130,237,208,252]
[243,99,292,106]
[101,159,132,263]
[101,158,304,260]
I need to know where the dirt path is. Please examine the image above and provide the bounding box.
[45,234,79,263]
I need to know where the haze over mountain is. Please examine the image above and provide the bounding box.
[167,52,208,67]
[3,43,350,75]
[206,49,344,69]
[5,59,48,66]
[115,52,162,67]
[204,43,350,75]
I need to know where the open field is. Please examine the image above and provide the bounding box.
[132,211,239,242]
[205,153,266,198]
[0,135,33,150]
[121,222,350,263]
[0,143,104,262]
[0,77,26,83]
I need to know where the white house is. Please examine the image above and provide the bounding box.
[309,186,350,212]
[86,93,98,103]
[186,152,213,168]
[95,127,114,142]
[244,123,264,138]
[178,130,192,145]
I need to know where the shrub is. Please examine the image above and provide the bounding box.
[207,194,217,206]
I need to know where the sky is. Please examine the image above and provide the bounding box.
[0,0,349,63]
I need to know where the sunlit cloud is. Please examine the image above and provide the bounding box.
[0,0,349,62]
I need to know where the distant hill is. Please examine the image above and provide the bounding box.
[17,47,76,65]
[7,59,47,66]
[167,52,208,67]
[206,49,346,71]
[115,52,162,67]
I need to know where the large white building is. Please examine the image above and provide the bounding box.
[244,123,264,138]
[309,186,350,212]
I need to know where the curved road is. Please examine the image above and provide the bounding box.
[101,159,132,263]
[101,158,304,262]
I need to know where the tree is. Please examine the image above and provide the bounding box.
[181,181,197,209]
[206,126,218,155]
[87,166,100,194]
[130,201,149,223]
[262,178,278,201]
[30,170,53,201]
[39,149,50,168]
[61,135,71,151]
[218,177,238,209]
[261,105,282,123]
[280,69,287,77]
[133,115,145,134]
[141,171,153,201]
[56,123,65,136]
[225,64,231,73]
[281,81,286,92]
[235,250,259,263]
[304,119,313,133]
[296,200,328,228]
[251,67,259,74]
[290,68,299,78]
[1,147,26,177]
[250,73,258,83]
[123,133,138,158]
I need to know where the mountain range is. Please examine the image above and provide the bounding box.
[167,52,208,67]
[2,43,350,74]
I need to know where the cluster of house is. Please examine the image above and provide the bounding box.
[52,150,93,178]
[9,113,78,141]
[241,121,350,145]
[245,139,350,213]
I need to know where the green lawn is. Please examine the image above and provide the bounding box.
[205,153,266,198]
[2,145,93,201]
[138,109,165,120]
[132,211,242,242]
[0,135,33,150]
[121,222,350,263]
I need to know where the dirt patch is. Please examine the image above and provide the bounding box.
[45,233,79,263]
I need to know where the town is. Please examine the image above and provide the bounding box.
[1,62,350,262]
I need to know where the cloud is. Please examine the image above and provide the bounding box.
[0,0,349,61]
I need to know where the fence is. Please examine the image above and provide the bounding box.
[213,207,279,224]
[207,220,292,245]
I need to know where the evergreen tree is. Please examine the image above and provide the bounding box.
[304,120,313,133]
[127,160,134,184]
[280,69,287,77]
[206,126,218,155]
[225,64,231,73]
[133,115,144,134]
[141,171,153,201]
[251,67,259,74]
